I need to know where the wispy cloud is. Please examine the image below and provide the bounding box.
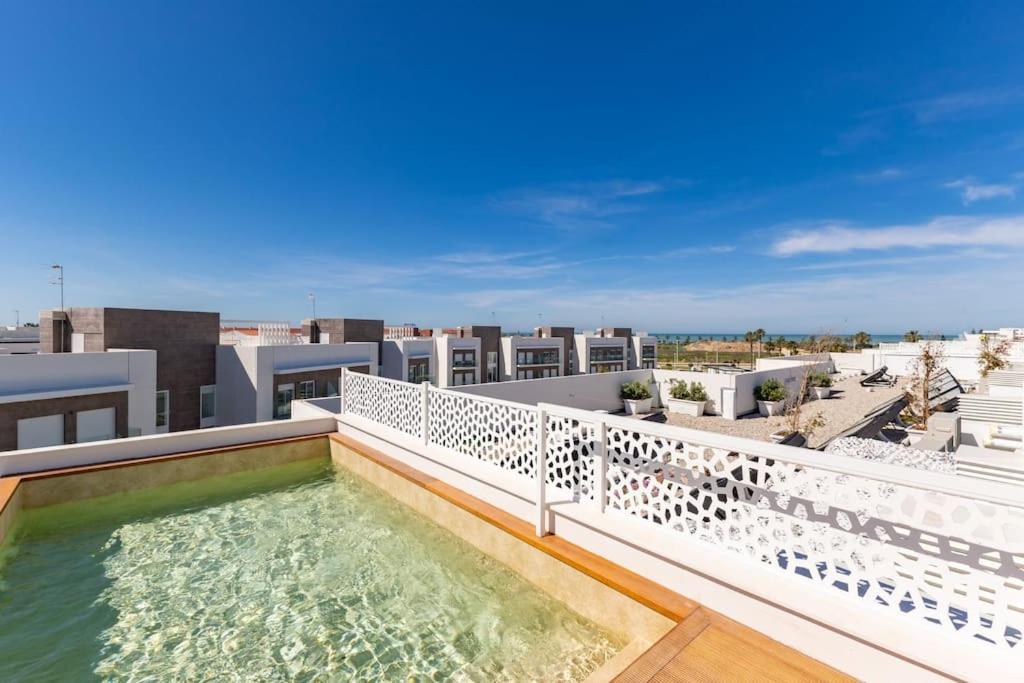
[821,122,885,156]
[944,176,1017,204]
[854,167,904,183]
[824,87,1023,156]
[656,245,735,258]
[494,179,687,230]
[792,249,1008,271]
[771,215,1024,256]
[902,88,1023,124]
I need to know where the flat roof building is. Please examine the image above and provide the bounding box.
[39,307,219,433]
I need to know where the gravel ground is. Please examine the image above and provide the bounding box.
[640,374,909,448]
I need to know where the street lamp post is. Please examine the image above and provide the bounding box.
[308,292,316,320]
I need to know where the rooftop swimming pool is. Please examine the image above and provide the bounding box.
[0,458,623,681]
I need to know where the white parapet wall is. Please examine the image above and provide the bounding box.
[0,414,336,476]
[452,369,652,412]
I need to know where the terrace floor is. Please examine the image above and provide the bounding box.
[642,374,908,448]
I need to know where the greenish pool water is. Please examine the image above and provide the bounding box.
[0,459,623,681]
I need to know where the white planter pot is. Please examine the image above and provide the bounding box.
[757,399,785,417]
[667,397,706,417]
[622,398,652,415]
[812,386,831,400]
[769,430,790,443]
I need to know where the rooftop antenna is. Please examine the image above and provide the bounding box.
[13,310,19,327]
[50,264,64,311]
[49,264,64,352]
[491,311,496,324]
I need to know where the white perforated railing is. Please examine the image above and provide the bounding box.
[339,370,1024,656]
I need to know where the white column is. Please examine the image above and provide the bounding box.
[535,407,548,537]
[594,418,608,513]
[421,381,431,445]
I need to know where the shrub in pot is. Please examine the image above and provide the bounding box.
[754,378,786,416]
[808,371,833,400]
[667,381,709,417]
[620,380,653,415]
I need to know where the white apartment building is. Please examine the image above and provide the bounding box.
[216,342,378,425]
[630,334,658,370]
[382,338,435,384]
[573,333,628,374]
[500,336,564,380]
[434,335,481,387]
[0,349,157,451]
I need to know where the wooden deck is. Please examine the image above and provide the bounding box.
[614,608,852,682]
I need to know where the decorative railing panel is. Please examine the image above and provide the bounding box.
[600,422,1024,650]
[427,388,537,478]
[339,373,1024,654]
[342,372,423,438]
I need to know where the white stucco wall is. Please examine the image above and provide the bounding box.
[435,336,481,388]
[452,369,652,411]
[217,343,378,426]
[651,369,737,416]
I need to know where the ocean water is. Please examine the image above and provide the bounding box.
[651,332,945,343]
[0,459,622,681]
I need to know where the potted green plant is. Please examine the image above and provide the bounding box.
[620,380,653,415]
[754,378,786,416]
[666,380,709,416]
[808,371,832,400]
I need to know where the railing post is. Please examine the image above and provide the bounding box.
[421,381,430,445]
[594,418,608,513]
[339,368,348,414]
[535,407,548,537]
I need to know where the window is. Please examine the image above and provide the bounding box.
[408,362,430,384]
[200,385,216,428]
[486,351,498,382]
[298,380,316,400]
[326,380,338,397]
[453,351,476,368]
[275,384,294,420]
[156,390,170,432]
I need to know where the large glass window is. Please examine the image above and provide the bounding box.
[408,362,430,384]
[590,346,624,362]
[453,351,476,368]
[275,384,294,420]
[517,348,559,366]
[200,385,216,428]
[155,390,170,431]
[298,380,316,400]
[486,352,498,382]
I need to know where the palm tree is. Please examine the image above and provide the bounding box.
[754,328,766,357]
[852,331,871,349]
[743,330,756,367]
[904,330,921,342]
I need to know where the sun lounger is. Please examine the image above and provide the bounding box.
[860,366,895,388]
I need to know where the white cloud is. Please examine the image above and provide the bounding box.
[771,215,1024,256]
[944,177,1016,204]
[494,179,686,230]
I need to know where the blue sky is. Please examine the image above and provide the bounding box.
[3,2,1024,333]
